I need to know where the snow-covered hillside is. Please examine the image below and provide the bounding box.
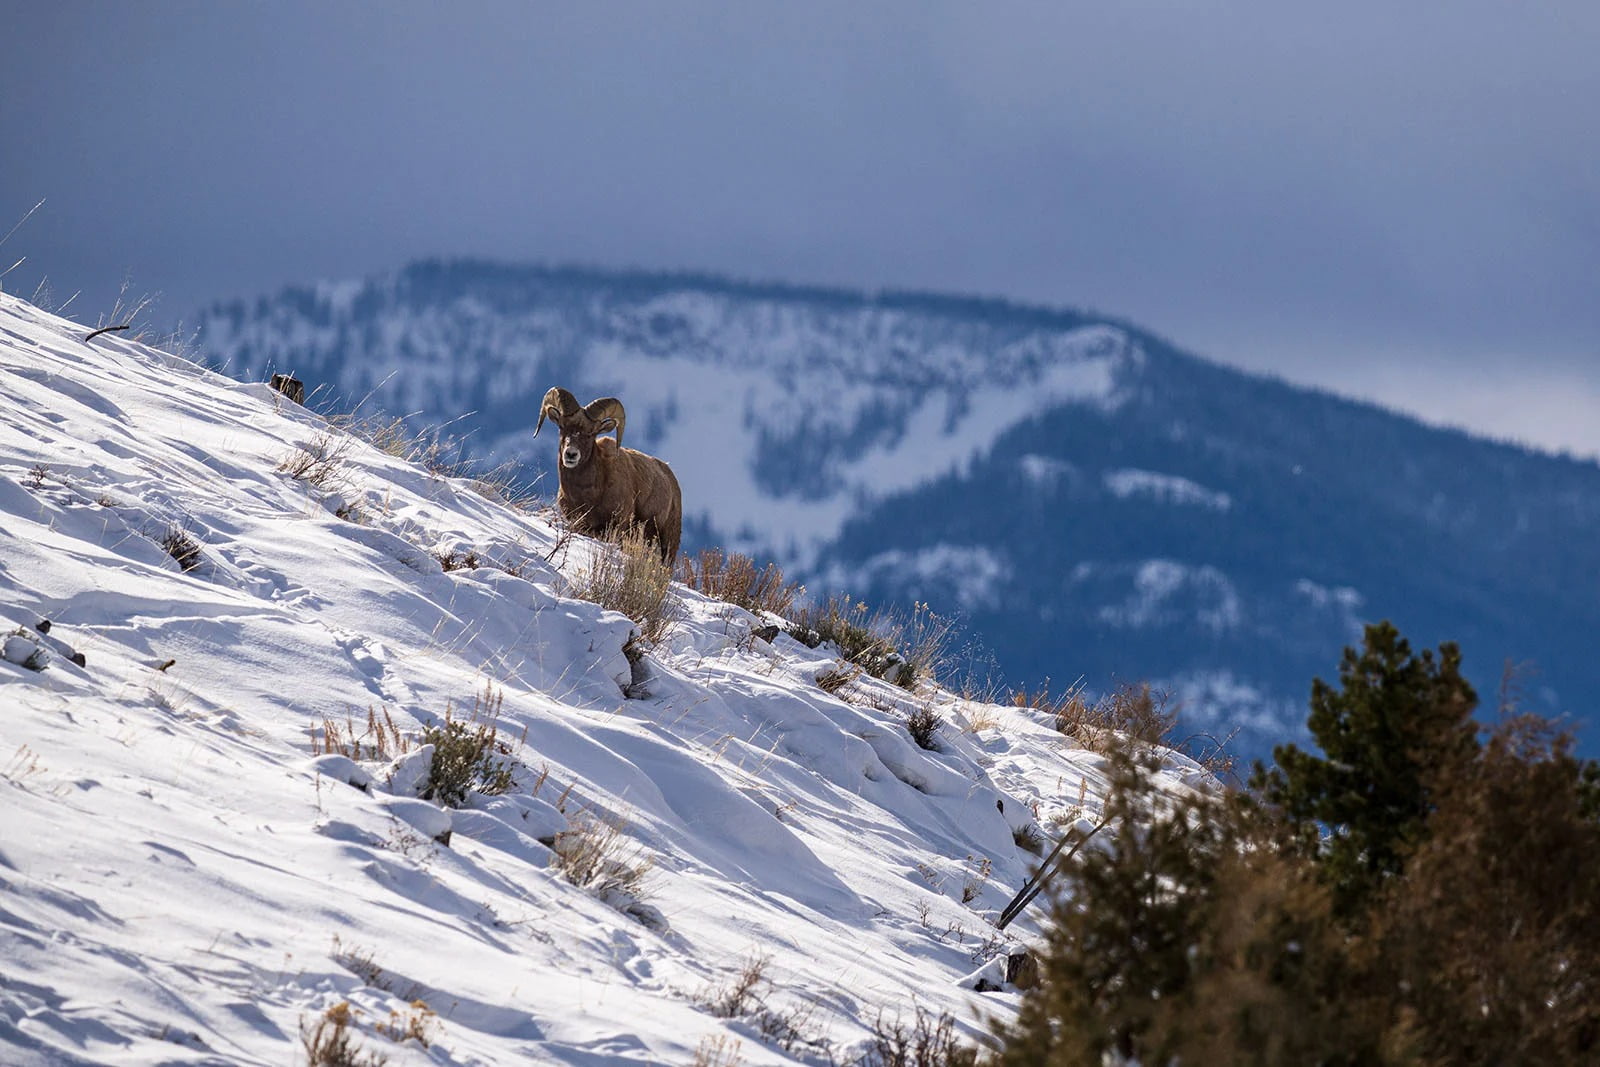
[0,292,1206,1065]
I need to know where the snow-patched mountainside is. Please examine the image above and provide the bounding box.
[196,261,1600,762]
[0,292,1209,1064]
[200,269,1139,570]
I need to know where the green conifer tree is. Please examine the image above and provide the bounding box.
[1251,620,1478,914]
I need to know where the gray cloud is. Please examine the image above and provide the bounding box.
[3,1,1595,452]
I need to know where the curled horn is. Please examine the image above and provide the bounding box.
[534,387,581,438]
[583,396,626,449]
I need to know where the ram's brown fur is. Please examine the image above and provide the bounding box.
[535,388,683,562]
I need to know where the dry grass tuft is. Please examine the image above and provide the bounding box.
[694,951,832,1057]
[789,594,899,678]
[158,523,204,572]
[1017,679,1179,755]
[699,952,771,1020]
[815,661,861,696]
[332,410,536,502]
[465,458,542,509]
[300,1002,388,1067]
[331,936,396,992]
[277,431,356,490]
[550,811,652,900]
[961,704,1003,733]
[678,548,804,618]
[313,707,408,761]
[374,1001,438,1049]
[893,601,959,692]
[563,525,678,645]
[694,1034,746,1067]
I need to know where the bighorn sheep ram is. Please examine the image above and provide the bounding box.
[534,388,683,562]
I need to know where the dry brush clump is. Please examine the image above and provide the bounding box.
[791,595,961,698]
[549,810,652,901]
[695,951,833,1058]
[277,430,357,490]
[433,548,482,572]
[905,704,943,751]
[860,1005,980,1067]
[331,936,400,995]
[790,594,891,673]
[1023,678,1238,779]
[157,522,204,573]
[1011,823,1045,856]
[300,1002,388,1067]
[563,525,679,645]
[312,693,522,810]
[374,1001,439,1049]
[1019,680,1178,754]
[815,661,863,696]
[699,951,772,1020]
[678,547,804,618]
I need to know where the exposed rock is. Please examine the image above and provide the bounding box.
[269,373,305,404]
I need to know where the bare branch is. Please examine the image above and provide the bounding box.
[84,323,132,343]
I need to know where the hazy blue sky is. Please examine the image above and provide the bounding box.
[4,2,1596,456]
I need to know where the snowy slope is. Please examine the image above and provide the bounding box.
[0,292,1205,1065]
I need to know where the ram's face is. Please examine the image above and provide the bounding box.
[559,416,616,469]
[560,426,594,469]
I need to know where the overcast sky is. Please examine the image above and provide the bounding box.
[4,2,1596,457]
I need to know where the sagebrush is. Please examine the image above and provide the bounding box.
[419,688,519,808]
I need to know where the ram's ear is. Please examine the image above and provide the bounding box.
[597,417,617,434]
